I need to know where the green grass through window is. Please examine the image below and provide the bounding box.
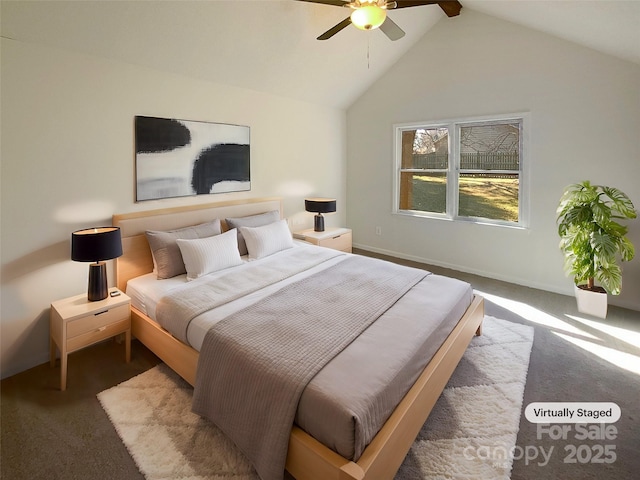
[411,175,519,222]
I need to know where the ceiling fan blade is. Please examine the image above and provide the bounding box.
[437,1,462,17]
[379,16,405,41]
[393,1,440,8]
[296,0,350,7]
[387,0,462,17]
[317,17,352,40]
[392,1,462,17]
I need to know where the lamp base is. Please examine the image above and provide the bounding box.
[314,214,325,232]
[88,262,108,301]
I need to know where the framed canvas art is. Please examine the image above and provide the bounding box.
[135,116,250,201]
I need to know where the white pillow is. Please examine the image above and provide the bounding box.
[225,210,280,256]
[176,228,242,281]
[146,219,222,279]
[239,219,294,260]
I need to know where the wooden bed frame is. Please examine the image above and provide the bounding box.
[112,197,484,480]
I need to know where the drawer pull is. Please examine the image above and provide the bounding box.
[94,310,109,316]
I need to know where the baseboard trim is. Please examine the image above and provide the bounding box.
[353,242,571,295]
[353,243,640,312]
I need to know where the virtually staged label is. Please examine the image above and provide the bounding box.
[525,402,620,423]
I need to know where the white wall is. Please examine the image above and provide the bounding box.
[346,10,640,311]
[0,38,347,378]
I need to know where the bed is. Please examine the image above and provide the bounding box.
[112,197,484,480]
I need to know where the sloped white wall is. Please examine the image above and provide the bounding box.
[1,39,347,378]
[346,10,640,311]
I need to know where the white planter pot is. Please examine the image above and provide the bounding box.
[574,285,608,319]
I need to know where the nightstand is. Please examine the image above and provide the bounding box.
[295,227,352,253]
[50,288,131,391]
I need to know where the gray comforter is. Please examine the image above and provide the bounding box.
[191,255,429,480]
[155,246,342,344]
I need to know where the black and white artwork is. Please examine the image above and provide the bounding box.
[135,116,250,201]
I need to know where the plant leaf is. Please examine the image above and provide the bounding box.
[591,231,617,258]
[602,186,637,219]
[596,262,622,295]
[591,200,611,226]
[620,236,635,262]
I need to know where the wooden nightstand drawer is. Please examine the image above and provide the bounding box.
[296,227,353,253]
[67,305,130,339]
[318,231,352,252]
[67,304,130,338]
[67,318,130,352]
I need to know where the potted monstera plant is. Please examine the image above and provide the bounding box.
[557,181,636,318]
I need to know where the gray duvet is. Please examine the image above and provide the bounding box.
[191,255,428,480]
[297,272,472,460]
[153,247,473,479]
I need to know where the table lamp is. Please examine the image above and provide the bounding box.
[71,227,123,301]
[305,198,337,232]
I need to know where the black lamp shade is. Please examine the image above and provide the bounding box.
[305,198,337,214]
[72,227,123,262]
[305,198,336,232]
[71,227,122,301]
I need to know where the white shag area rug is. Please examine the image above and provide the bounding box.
[98,316,533,480]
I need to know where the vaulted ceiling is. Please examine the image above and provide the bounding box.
[2,1,639,109]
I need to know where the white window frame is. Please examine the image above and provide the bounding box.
[393,113,530,228]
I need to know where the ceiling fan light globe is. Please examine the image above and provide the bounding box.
[350,5,386,31]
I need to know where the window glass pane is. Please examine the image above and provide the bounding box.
[460,123,519,171]
[458,122,520,222]
[402,172,447,214]
[399,127,449,212]
[400,128,449,169]
[411,127,449,168]
[458,174,519,222]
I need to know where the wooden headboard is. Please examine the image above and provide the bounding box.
[112,197,283,292]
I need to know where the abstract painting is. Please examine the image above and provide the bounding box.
[135,116,250,201]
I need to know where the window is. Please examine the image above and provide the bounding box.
[394,115,527,227]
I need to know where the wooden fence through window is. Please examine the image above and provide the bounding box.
[411,152,519,170]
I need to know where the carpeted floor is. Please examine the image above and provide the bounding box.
[2,249,639,480]
[97,317,533,480]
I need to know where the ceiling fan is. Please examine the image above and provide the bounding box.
[297,0,462,41]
